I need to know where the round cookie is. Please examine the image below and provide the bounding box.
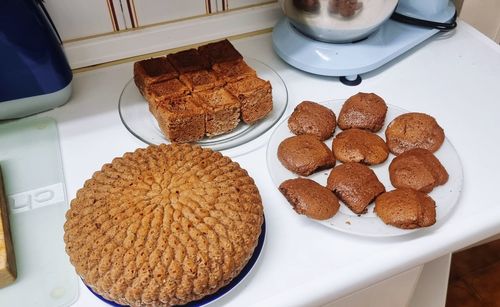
[64,144,264,307]
[375,188,436,229]
[332,128,389,165]
[389,148,449,193]
[326,162,385,215]
[338,92,388,132]
[279,178,340,220]
[385,112,445,155]
[288,101,336,141]
[278,134,336,176]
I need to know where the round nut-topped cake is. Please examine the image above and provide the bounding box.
[64,144,264,307]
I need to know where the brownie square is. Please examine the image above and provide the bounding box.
[225,77,273,124]
[198,39,243,65]
[179,70,225,92]
[133,57,178,95]
[167,49,209,74]
[212,59,256,83]
[145,79,190,116]
[155,95,206,143]
[195,88,240,136]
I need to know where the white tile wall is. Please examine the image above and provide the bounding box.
[44,0,115,41]
[224,0,275,10]
[133,0,207,27]
[44,0,276,42]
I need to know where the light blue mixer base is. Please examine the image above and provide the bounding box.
[272,2,456,85]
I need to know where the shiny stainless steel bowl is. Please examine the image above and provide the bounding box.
[280,0,399,43]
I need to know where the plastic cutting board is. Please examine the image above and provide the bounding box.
[0,117,78,307]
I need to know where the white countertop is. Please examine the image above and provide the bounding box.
[42,21,500,306]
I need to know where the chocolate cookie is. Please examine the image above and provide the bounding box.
[338,93,388,132]
[278,135,336,176]
[332,128,389,165]
[326,163,385,215]
[279,178,340,220]
[385,112,445,155]
[288,101,336,141]
[375,188,436,229]
[389,148,448,193]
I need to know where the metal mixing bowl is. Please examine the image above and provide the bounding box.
[280,0,399,43]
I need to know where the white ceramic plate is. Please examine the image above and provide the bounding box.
[119,58,288,151]
[267,100,463,237]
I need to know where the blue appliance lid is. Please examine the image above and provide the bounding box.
[0,0,72,102]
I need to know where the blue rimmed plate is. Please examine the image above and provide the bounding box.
[84,218,266,306]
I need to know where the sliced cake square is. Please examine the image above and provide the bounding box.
[167,48,209,74]
[133,57,178,95]
[155,95,205,143]
[195,88,240,136]
[326,162,385,215]
[198,39,243,65]
[179,70,225,92]
[212,59,256,83]
[225,77,273,124]
[145,79,190,116]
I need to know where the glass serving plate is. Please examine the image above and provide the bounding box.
[266,100,464,237]
[119,58,288,151]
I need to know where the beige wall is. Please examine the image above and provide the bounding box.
[458,0,500,43]
[453,0,464,13]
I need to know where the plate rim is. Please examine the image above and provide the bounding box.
[83,217,267,307]
[266,99,464,237]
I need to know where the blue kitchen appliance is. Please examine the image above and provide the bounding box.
[273,0,457,85]
[0,0,72,119]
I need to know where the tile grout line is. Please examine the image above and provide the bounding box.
[62,1,276,44]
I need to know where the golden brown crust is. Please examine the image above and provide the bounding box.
[212,60,256,83]
[385,112,445,155]
[179,70,224,92]
[133,57,178,95]
[375,188,436,229]
[195,88,241,136]
[326,162,385,215]
[145,79,190,117]
[224,77,273,124]
[389,148,448,193]
[288,101,336,141]
[279,178,340,220]
[332,128,389,165]
[277,135,336,176]
[64,144,263,307]
[167,49,209,74]
[338,93,388,132]
[155,96,206,143]
[198,39,243,65]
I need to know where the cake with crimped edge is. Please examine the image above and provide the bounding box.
[64,144,264,307]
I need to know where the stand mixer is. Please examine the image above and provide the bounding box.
[272,0,457,85]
